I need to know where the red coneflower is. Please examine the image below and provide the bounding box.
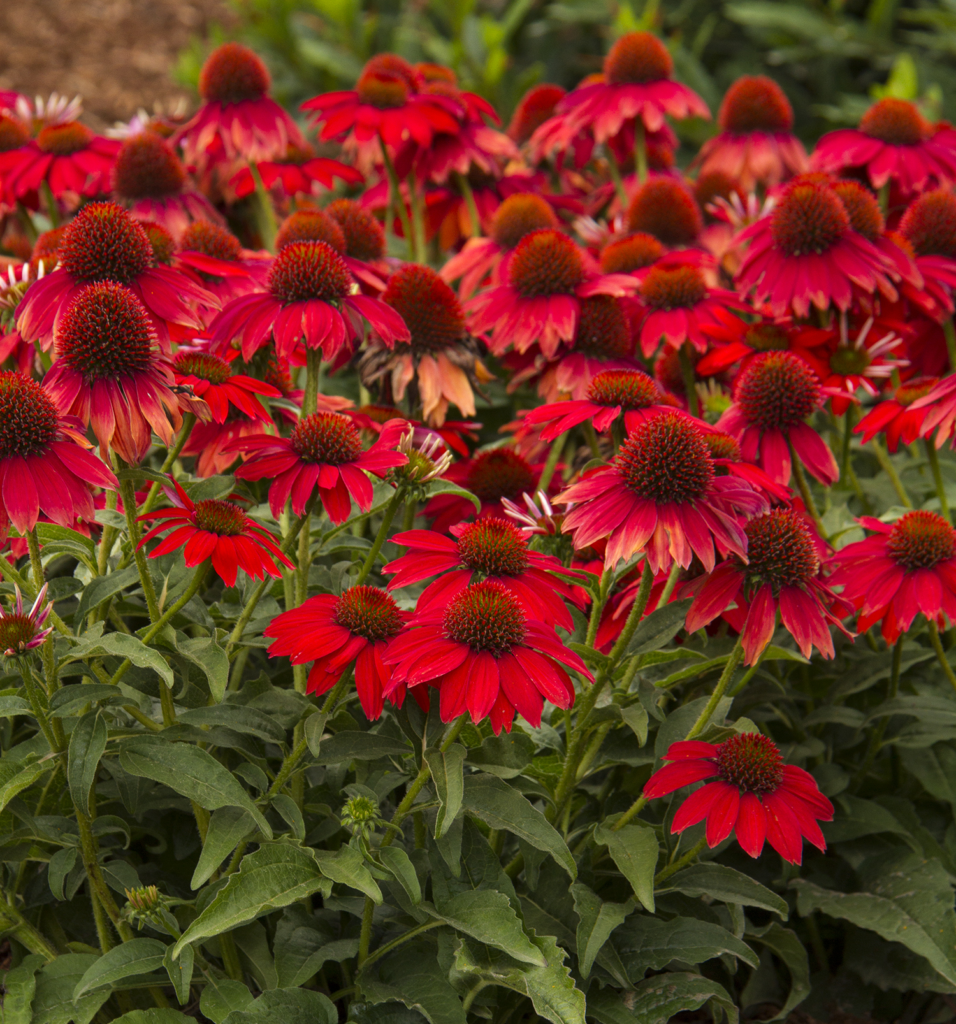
[229,141,362,202]
[175,219,271,304]
[384,517,581,630]
[529,31,709,156]
[695,76,808,190]
[686,507,850,663]
[43,281,184,464]
[139,477,292,587]
[0,370,117,533]
[523,368,676,441]
[735,174,898,317]
[811,97,956,196]
[558,411,768,571]
[507,83,566,145]
[855,376,938,451]
[360,263,486,426]
[644,733,834,864]
[210,240,409,363]
[899,189,956,321]
[0,584,54,658]
[626,177,703,247]
[302,53,461,152]
[383,579,593,734]
[173,348,280,423]
[696,309,792,376]
[174,42,308,170]
[326,199,387,262]
[441,192,560,298]
[15,202,216,351]
[716,351,838,486]
[112,131,224,240]
[233,412,407,521]
[465,228,638,359]
[599,232,665,275]
[265,586,407,717]
[830,510,956,643]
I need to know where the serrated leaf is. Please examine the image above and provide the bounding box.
[0,757,53,813]
[73,566,141,626]
[378,846,421,904]
[2,954,44,1024]
[174,636,230,704]
[0,695,33,718]
[68,631,173,688]
[119,736,271,838]
[191,806,254,889]
[450,933,585,1024]
[593,822,658,912]
[73,939,167,999]
[174,844,329,958]
[625,600,691,657]
[570,882,632,978]
[68,711,107,815]
[424,743,465,837]
[616,915,759,976]
[221,988,337,1024]
[30,954,109,1024]
[427,888,544,965]
[358,941,465,1024]
[587,973,738,1024]
[662,863,788,918]
[199,979,254,1024]
[177,705,285,744]
[312,844,383,903]
[461,775,575,878]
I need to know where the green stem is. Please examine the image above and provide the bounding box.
[945,318,956,374]
[119,472,161,622]
[537,433,566,493]
[840,407,854,485]
[852,639,901,788]
[141,413,196,515]
[684,636,745,740]
[27,529,59,702]
[654,836,707,885]
[871,437,912,508]
[0,897,58,960]
[605,152,629,207]
[677,344,699,418]
[354,490,403,585]
[582,421,601,459]
[76,812,134,942]
[41,181,60,228]
[455,172,482,238]
[789,442,825,534]
[584,570,613,650]
[928,621,956,695]
[606,561,655,664]
[379,139,414,259]
[634,120,648,185]
[408,174,426,263]
[249,161,277,251]
[657,561,682,608]
[401,498,418,532]
[218,929,243,981]
[925,439,951,523]
[109,562,210,688]
[877,182,890,217]
[359,919,446,973]
[357,897,376,967]
[96,487,119,578]
[302,348,322,418]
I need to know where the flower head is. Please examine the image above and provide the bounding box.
[507,83,567,144]
[173,348,280,423]
[0,585,53,658]
[600,233,664,274]
[627,178,703,247]
[266,586,406,717]
[644,733,834,863]
[383,579,593,734]
[276,209,346,253]
[326,199,386,261]
[855,376,938,451]
[139,478,292,586]
[831,510,956,643]
[558,411,767,571]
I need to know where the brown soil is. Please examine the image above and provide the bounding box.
[0,0,237,129]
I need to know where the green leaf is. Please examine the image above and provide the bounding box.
[303,711,328,756]
[823,795,916,847]
[119,736,271,839]
[378,846,421,904]
[177,705,286,744]
[67,711,108,815]
[619,704,648,745]
[221,988,337,1024]
[191,806,255,889]
[272,794,305,841]
[461,775,575,878]
[587,974,738,1024]
[73,939,167,999]
[450,933,585,1024]
[465,733,534,779]
[48,847,78,901]
[273,909,358,989]
[427,888,545,966]
[2,954,44,1024]
[164,942,194,1006]
[312,844,383,903]
[68,631,173,688]
[424,479,481,511]
[662,863,788,918]
[199,979,254,1024]
[746,923,810,1021]
[313,731,412,762]
[174,636,229,704]
[0,756,53,814]
[73,566,140,625]
[616,916,759,976]
[30,954,109,1024]
[625,600,691,657]
[358,941,466,1024]
[570,882,632,978]
[0,695,33,718]
[593,822,658,912]
[793,854,956,988]
[108,1013,193,1024]
[174,844,329,958]
[424,743,465,838]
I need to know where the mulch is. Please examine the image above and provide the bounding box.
[0,0,236,129]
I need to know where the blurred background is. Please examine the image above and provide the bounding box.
[2,0,956,139]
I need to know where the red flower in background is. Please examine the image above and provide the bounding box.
[855,377,938,451]
[0,370,117,534]
[265,586,407,717]
[696,309,793,377]
[626,177,703,248]
[173,349,280,423]
[229,142,363,202]
[687,508,851,663]
[233,412,407,521]
[139,477,292,587]
[831,511,956,643]
[644,733,833,864]
[384,579,592,734]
